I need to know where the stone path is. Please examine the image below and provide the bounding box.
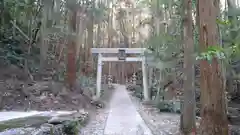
[104,85,152,135]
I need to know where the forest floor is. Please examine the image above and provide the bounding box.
[129,92,181,135]
[0,79,92,111]
[0,65,95,111]
[129,91,240,135]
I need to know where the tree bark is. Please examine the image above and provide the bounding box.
[96,24,101,46]
[86,14,94,62]
[66,2,77,89]
[197,0,229,134]
[108,6,113,79]
[40,0,51,70]
[182,0,196,134]
[67,36,77,88]
[84,12,94,76]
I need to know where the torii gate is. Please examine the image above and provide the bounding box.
[91,48,150,101]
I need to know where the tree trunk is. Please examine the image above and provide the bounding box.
[76,15,85,72]
[67,37,77,88]
[40,0,48,70]
[96,24,101,46]
[182,0,196,134]
[108,6,113,78]
[197,0,229,134]
[86,15,94,63]
[66,2,77,89]
[54,0,61,25]
[84,14,94,76]
[40,0,54,70]
[226,0,237,94]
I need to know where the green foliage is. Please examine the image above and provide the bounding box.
[63,120,79,135]
[77,75,96,95]
[230,44,240,56]
[144,33,181,70]
[156,101,173,112]
[2,0,40,26]
[0,0,42,70]
[129,85,144,100]
[93,2,108,23]
[196,18,240,63]
[140,0,182,70]
[216,19,230,26]
[196,44,240,63]
[79,0,108,24]
[78,75,96,88]
[196,46,226,63]
[0,28,25,67]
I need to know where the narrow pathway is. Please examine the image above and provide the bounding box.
[104,85,152,135]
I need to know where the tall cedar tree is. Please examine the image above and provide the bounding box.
[197,0,229,134]
[182,0,196,134]
[67,3,77,89]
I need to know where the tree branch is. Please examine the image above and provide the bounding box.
[10,21,30,40]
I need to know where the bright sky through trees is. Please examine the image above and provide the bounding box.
[220,0,240,8]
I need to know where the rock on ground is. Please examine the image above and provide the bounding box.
[0,110,89,135]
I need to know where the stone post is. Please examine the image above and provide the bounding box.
[132,73,136,85]
[108,75,112,88]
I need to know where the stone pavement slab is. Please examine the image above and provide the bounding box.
[104,85,152,135]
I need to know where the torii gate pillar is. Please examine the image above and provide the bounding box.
[141,56,149,101]
[96,53,103,98]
